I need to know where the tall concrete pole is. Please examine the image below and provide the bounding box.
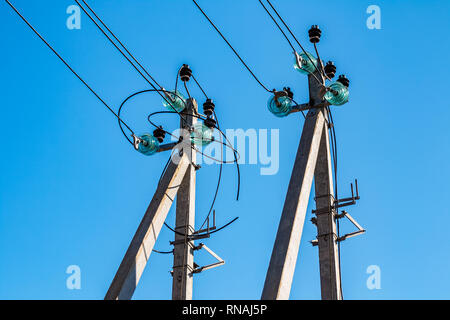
[172,98,197,300]
[262,71,343,300]
[105,153,190,300]
[261,106,325,300]
[313,119,342,300]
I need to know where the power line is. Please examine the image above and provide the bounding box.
[79,0,165,90]
[263,0,325,82]
[192,0,273,93]
[74,0,189,125]
[5,0,135,142]
[257,0,296,52]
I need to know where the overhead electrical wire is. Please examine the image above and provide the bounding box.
[4,0,136,144]
[191,74,209,100]
[262,0,325,83]
[74,0,189,126]
[257,0,296,52]
[256,0,323,91]
[78,0,165,90]
[192,0,273,93]
[9,0,242,256]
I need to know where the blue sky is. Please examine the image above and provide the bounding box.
[1,0,450,300]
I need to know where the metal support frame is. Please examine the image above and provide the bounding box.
[105,99,201,300]
[262,72,344,300]
[192,243,225,274]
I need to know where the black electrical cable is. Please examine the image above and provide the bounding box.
[291,97,306,119]
[183,81,192,100]
[5,0,136,144]
[313,43,329,80]
[256,0,325,87]
[191,74,209,100]
[197,109,223,231]
[152,249,173,254]
[164,217,239,237]
[118,89,187,145]
[79,0,165,90]
[174,67,180,95]
[257,0,296,52]
[264,0,324,81]
[192,0,273,93]
[326,106,344,299]
[74,0,189,126]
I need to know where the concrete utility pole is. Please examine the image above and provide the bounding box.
[262,72,342,300]
[105,99,201,300]
[172,99,197,300]
[105,152,190,300]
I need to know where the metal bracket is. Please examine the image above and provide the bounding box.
[289,101,329,114]
[132,134,144,150]
[193,210,217,235]
[336,210,366,242]
[310,209,365,246]
[334,179,360,208]
[162,87,176,103]
[170,233,211,246]
[192,243,225,274]
[294,51,305,70]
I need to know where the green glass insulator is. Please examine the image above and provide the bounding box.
[267,95,292,117]
[137,133,160,156]
[293,52,318,74]
[324,81,349,106]
[191,122,214,146]
[162,90,186,112]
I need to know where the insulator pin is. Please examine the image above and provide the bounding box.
[204,116,217,129]
[153,126,166,143]
[308,25,322,43]
[324,61,336,79]
[337,74,350,88]
[179,64,192,82]
[203,99,215,117]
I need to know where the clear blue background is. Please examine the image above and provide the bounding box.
[1,0,449,299]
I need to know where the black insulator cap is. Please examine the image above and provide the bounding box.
[308,25,321,43]
[153,126,166,143]
[203,99,215,117]
[179,64,192,82]
[283,87,294,99]
[337,74,350,88]
[324,61,337,79]
[204,116,216,129]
